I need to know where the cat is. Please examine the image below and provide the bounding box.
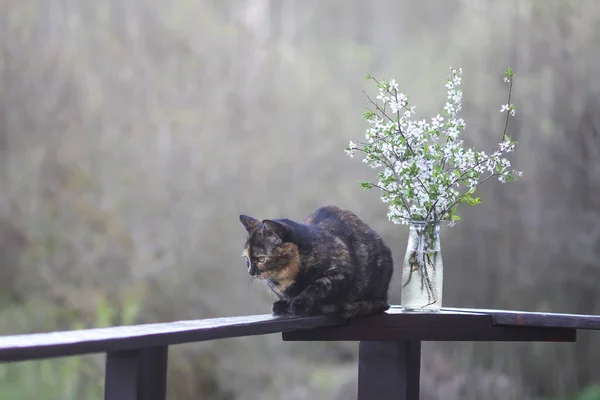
[239,205,394,319]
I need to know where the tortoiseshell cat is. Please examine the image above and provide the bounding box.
[239,205,394,319]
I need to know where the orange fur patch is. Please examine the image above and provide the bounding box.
[268,243,301,294]
[242,247,251,260]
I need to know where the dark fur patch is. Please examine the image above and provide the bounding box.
[239,205,394,319]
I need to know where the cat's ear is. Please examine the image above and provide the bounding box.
[262,220,291,241]
[239,215,260,232]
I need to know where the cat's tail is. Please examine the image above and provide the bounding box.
[340,300,389,319]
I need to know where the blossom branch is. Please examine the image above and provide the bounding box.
[501,68,515,140]
[347,67,521,226]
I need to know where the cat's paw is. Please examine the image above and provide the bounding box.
[289,296,315,316]
[272,300,290,315]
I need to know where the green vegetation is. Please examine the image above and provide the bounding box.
[553,386,600,400]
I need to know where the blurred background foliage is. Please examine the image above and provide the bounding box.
[1,0,600,399]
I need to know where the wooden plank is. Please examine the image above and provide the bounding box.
[137,347,168,400]
[348,308,493,328]
[283,326,575,342]
[442,307,600,330]
[358,341,421,400]
[104,346,168,400]
[2,307,598,363]
[284,307,577,341]
[105,351,139,400]
[0,314,345,363]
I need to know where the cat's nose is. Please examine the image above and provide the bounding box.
[248,264,259,276]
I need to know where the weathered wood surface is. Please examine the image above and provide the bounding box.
[282,308,577,342]
[0,314,345,362]
[1,307,599,362]
[442,307,600,330]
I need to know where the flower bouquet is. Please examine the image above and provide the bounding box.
[345,68,521,311]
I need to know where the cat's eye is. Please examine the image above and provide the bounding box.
[256,256,266,263]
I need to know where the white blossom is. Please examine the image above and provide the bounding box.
[446,126,460,139]
[431,114,444,129]
[345,141,356,158]
[347,67,521,225]
[499,140,512,152]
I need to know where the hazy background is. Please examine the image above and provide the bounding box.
[1,0,600,399]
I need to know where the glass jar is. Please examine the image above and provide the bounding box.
[401,220,443,312]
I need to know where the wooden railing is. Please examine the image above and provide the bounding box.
[1,307,600,400]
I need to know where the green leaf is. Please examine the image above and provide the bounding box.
[462,193,482,206]
[360,181,373,190]
[363,110,375,119]
[452,215,461,221]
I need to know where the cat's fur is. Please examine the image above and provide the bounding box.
[239,205,394,319]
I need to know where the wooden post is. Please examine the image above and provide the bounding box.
[104,346,168,400]
[358,341,421,400]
